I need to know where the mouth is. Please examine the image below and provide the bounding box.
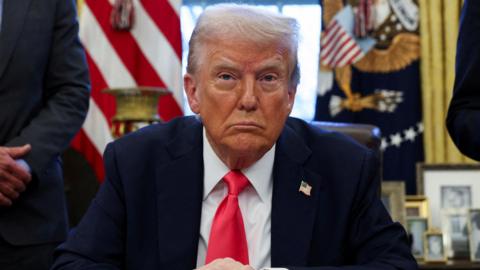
[230,121,263,130]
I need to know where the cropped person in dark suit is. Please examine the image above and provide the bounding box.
[0,0,89,269]
[446,0,480,160]
[52,4,415,270]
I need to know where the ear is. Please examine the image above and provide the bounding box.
[286,87,297,113]
[184,73,200,114]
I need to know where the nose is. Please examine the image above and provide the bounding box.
[238,76,258,112]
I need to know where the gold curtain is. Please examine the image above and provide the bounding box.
[77,0,84,14]
[419,0,473,163]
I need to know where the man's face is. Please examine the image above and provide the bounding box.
[184,37,296,167]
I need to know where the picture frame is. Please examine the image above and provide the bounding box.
[405,195,429,219]
[441,208,470,259]
[381,181,406,228]
[407,217,428,260]
[423,230,447,263]
[467,209,480,262]
[416,163,480,228]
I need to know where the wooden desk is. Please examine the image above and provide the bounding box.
[419,260,480,270]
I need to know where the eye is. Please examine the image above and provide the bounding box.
[261,74,277,82]
[215,72,237,90]
[218,73,234,81]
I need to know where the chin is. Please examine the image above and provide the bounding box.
[225,136,273,157]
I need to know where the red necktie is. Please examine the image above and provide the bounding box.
[205,170,250,264]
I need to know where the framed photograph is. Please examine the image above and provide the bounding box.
[407,217,428,259]
[424,230,447,263]
[405,195,429,219]
[416,163,480,228]
[468,209,480,262]
[441,208,470,259]
[381,181,406,228]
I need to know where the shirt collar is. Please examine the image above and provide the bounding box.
[203,127,275,203]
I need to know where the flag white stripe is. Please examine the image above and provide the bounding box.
[336,44,362,67]
[80,5,137,87]
[167,0,181,16]
[328,41,353,67]
[321,30,348,61]
[82,98,114,155]
[322,34,351,64]
[321,21,340,46]
[320,23,341,50]
[76,0,183,180]
[330,41,358,66]
[351,50,365,63]
[133,0,183,104]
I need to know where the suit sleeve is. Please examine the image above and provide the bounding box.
[293,150,417,270]
[446,0,480,161]
[51,143,125,270]
[5,0,90,174]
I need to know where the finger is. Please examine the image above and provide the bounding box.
[2,160,31,184]
[0,170,26,192]
[5,144,31,159]
[205,258,244,270]
[10,166,32,184]
[0,182,20,200]
[0,192,12,206]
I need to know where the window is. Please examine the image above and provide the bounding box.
[180,1,321,120]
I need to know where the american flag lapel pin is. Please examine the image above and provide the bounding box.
[299,180,312,196]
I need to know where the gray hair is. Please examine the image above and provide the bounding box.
[186,4,300,87]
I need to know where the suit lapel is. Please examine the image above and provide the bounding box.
[155,118,204,269]
[0,0,32,78]
[271,123,323,267]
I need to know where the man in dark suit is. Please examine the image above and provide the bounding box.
[447,0,480,161]
[0,0,89,269]
[52,4,415,270]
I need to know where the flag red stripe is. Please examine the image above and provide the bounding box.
[329,41,354,67]
[345,48,363,65]
[322,20,339,37]
[140,0,182,58]
[71,129,106,182]
[86,0,167,88]
[322,33,350,63]
[329,38,357,67]
[321,22,341,49]
[86,0,182,121]
[85,51,116,124]
[158,94,183,121]
[77,0,183,182]
[321,30,347,61]
[331,42,359,67]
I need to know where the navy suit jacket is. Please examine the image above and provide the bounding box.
[446,0,480,160]
[53,116,416,270]
[0,0,89,245]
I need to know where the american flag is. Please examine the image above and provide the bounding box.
[298,181,312,196]
[72,0,183,181]
[320,20,364,68]
[320,5,374,68]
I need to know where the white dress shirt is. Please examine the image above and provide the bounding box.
[197,128,282,270]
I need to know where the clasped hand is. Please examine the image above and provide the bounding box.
[196,258,255,270]
[0,145,32,206]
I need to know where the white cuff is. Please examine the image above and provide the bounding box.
[15,159,31,173]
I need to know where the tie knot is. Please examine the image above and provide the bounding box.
[223,170,250,196]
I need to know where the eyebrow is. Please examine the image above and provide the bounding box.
[210,56,288,74]
[255,58,288,73]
